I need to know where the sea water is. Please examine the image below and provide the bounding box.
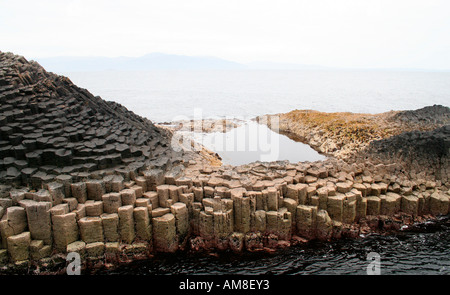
[65,69,450,164]
[65,69,450,123]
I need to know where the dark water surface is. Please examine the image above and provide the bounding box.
[105,217,450,275]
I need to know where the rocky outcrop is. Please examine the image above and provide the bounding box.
[158,118,243,133]
[390,105,450,126]
[258,106,450,159]
[0,51,207,270]
[0,51,199,188]
[257,106,450,183]
[357,125,450,184]
[0,52,448,273]
[2,158,449,271]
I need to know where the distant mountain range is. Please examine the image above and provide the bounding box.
[33,53,448,73]
[34,53,326,72]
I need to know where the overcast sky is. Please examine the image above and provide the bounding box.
[2,0,450,69]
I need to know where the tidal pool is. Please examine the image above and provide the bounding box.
[187,121,326,166]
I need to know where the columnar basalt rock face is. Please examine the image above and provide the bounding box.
[153,213,178,253]
[78,217,104,244]
[101,213,119,242]
[134,207,151,241]
[7,231,31,262]
[71,182,87,204]
[51,212,78,251]
[0,206,27,249]
[2,155,449,260]
[20,200,52,245]
[102,193,122,214]
[0,154,449,267]
[170,202,189,242]
[118,205,135,244]
[296,205,316,239]
[0,52,195,190]
[429,192,449,216]
[0,52,449,270]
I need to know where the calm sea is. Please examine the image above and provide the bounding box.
[64,69,450,164]
[65,69,450,124]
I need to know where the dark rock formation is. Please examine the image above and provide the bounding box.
[390,104,450,126]
[0,52,448,273]
[0,52,188,187]
[362,124,450,183]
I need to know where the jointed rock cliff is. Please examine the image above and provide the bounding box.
[0,52,448,273]
[0,52,190,188]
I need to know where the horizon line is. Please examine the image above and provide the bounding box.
[28,52,450,73]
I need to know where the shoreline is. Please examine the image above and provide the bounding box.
[257,106,450,159]
[0,52,449,274]
[3,214,447,275]
[256,106,450,185]
[3,156,449,274]
[157,118,245,134]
